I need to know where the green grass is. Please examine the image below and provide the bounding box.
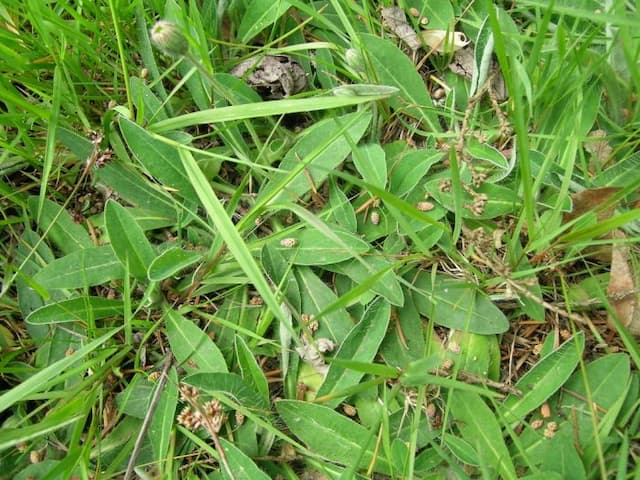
[1,0,640,478]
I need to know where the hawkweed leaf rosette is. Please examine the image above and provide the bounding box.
[150,20,189,58]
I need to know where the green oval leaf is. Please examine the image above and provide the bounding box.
[119,117,198,203]
[26,296,124,324]
[276,399,391,474]
[165,309,228,374]
[34,245,125,289]
[148,247,202,281]
[274,224,370,266]
[184,372,268,411]
[501,332,585,423]
[411,273,509,334]
[104,200,156,280]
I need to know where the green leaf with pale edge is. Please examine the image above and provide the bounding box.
[273,224,369,265]
[352,143,387,189]
[148,367,178,468]
[450,390,517,479]
[296,267,353,343]
[119,117,198,203]
[237,0,290,43]
[411,272,509,334]
[148,247,202,281]
[235,336,270,403]
[259,111,371,203]
[26,296,123,324]
[501,332,585,423]
[33,246,124,289]
[104,200,156,280]
[276,400,392,474]
[360,33,439,132]
[316,299,391,407]
[389,148,441,197]
[184,372,269,411]
[28,196,92,255]
[165,309,228,374]
[219,437,270,480]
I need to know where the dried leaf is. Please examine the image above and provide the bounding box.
[585,130,613,172]
[449,47,507,101]
[230,54,306,99]
[606,232,639,334]
[563,187,622,223]
[381,7,421,51]
[420,30,469,54]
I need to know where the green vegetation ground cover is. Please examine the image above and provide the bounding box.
[1,0,640,478]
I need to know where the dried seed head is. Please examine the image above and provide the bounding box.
[447,341,460,354]
[409,7,420,17]
[203,399,222,417]
[416,201,435,212]
[179,384,200,403]
[370,210,380,225]
[177,406,200,430]
[531,419,544,430]
[280,237,298,248]
[141,68,149,79]
[148,371,161,382]
[425,402,436,418]
[420,17,429,25]
[540,403,551,418]
[150,20,189,57]
[235,411,245,426]
[342,404,357,416]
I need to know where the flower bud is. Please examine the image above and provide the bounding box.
[150,20,189,57]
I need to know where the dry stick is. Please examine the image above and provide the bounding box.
[124,353,173,480]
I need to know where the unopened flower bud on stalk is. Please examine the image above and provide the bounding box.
[150,20,189,57]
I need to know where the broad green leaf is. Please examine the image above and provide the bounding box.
[425,177,521,219]
[94,161,177,219]
[184,372,269,411]
[26,296,123,325]
[119,117,198,203]
[147,247,202,281]
[260,244,301,313]
[259,111,371,203]
[0,328,121,414]
[295,267,353,343]
[273,224,369,265]
[219,438,271,480]
[326,178,357,231]
[408,0,454,30]
[379,295,428,368]
[33,245,125,289]
[388,148,441,198]
[328,254,404,306]
[443,433,479,465]
[360,34,439,132]
[316,299,391,407]
[130,76,167,123]
[536,429,586,480]
[411,273,509,334]
[235,336,270,403]
[276,400,392,474]
[501,332,585,423]
[148,367,178,468]
[104,200,156,280]
[165,309,228,374]
[559,354,630,453]
[465,137,508,169]
[449,390,517,479]
[28,196,93,255]
[237,0,290,43]
[352,143,387,189]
